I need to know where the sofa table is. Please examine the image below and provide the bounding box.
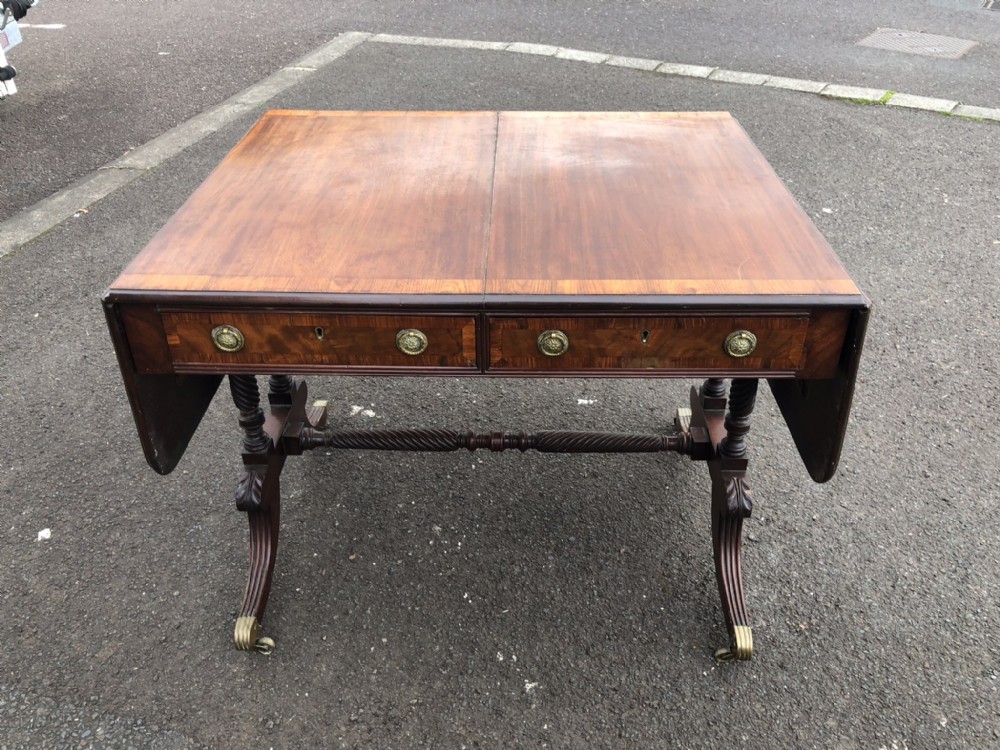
[103,110,869,661]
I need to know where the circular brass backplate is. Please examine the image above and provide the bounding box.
[537,329,570,357]
[211,325,245,353]
[723,330,757,358]
[396,328,429,356]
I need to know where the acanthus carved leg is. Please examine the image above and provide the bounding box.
[229,374,288,654]
[710,378,758,662]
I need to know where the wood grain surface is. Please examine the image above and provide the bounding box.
[113,110,497,295]
[109,110,862,300]
[487,112,858,296]
[104,110,870,482]
[488,314,809,372]
[161,311,477,370]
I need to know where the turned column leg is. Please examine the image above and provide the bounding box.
[229,374,286,654]
[268,374,293,401]
[711,377,758,662]
[701,377,727,403]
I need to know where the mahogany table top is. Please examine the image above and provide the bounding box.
[110,110,863,302]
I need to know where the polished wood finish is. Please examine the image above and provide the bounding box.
[103,303,222,475]
[297,426,693,454]
[121,304,852,379]
[161,311,477,371]
[769,306,870,482]
[489,314,811,374]
[487,112,859,297]
[112,111,497,296]
[109,110,861,301]
[103,111,870,658]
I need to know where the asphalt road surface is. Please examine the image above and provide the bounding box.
[1,3,998,748]
[2,0,998,221]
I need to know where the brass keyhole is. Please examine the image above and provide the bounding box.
[641,329,651,345]
[315,326,325,340]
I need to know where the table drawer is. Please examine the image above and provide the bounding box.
[488,315,823,374]
[158,311,478,371]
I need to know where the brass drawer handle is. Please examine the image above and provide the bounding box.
[724,330,757,358]
[537,329,570,357]
[396,328,428,356]
[211,325,245,353]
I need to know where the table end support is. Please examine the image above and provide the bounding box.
[693,378,759,662]
[711,471,754,662]
[228,374,297,654]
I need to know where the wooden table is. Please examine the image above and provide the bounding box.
[104,110,869,661]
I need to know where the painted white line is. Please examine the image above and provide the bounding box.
[16,23,66,29]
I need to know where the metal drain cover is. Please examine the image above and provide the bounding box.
[857,28,978,58]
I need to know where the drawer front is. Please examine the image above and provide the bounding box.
[488,315,816,374]
[160,311,478,371]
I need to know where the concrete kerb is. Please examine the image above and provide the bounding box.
[369,33,508,51]
[3,29,999,259]
[952,104,1000,121]
[0,31,370,259]
[505,42,559,56]
[655,62,717,79]
[709,69,769,86]
[764,76,829,94]
[0,168,140,255]
[885,93,959,114]
[819,84,891,105]
[555,47,610,64]
[605,55,662,71]
[292,31,374,67]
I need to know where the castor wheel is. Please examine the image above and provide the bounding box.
[254,636,276,655]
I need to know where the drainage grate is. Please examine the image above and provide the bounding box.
[857,28,978,58]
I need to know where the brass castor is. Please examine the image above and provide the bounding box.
[714,625,753,662]
[254,637,276,655]
[235,616,275,655]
